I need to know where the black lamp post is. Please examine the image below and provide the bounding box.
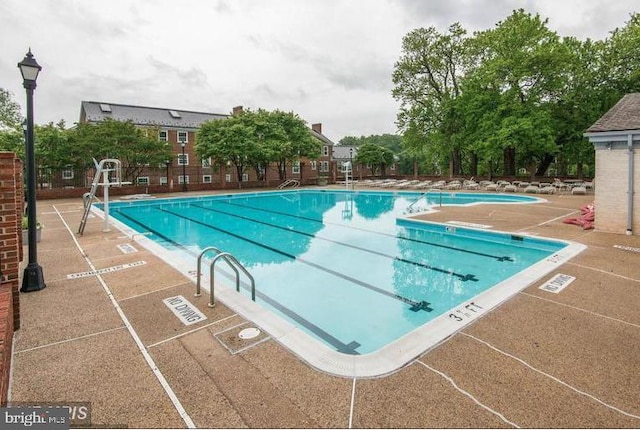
[349,147,353,172]
[180,142,187,192]
[164,159,170,187]
[18,48,46,292]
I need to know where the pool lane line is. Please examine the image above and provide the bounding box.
[216,199,514,262]
[192,203,477,283]
[110,208,363,354]
[158,207,434,313]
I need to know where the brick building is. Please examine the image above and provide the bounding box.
[79,101,336,188]
[584,93,640,235]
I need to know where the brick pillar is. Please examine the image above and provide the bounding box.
[0,152,23,406]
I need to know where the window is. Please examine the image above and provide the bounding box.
[390,163,395,171]
[177,131,188,143]
[242,173,249,182]
[62,168,74,180]
[322,146,329,157]
[178,175,189,184]
[99,103,111,113]
[160,176,168,185]
[136,177,149,185]
[292,161,300,174]
[203,175,212,184]
[320,161,329,172]
[201,157,212,167]
[169,110,181,118]
[225,173,232,182]
[159,130,168,141]
[177,154,189,165]
[310,160,317,171]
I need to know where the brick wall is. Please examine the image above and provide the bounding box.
[595,147,640,235]
[0,152,23,406]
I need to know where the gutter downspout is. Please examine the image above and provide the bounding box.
[627,134,634,235]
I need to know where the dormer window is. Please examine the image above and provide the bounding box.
[99,103,112,113]
[169,110,181,118]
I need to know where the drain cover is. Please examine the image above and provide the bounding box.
[238,327,261,340]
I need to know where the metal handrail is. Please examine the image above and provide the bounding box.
[196,247,256,308]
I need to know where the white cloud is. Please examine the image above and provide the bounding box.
[0,0,637,142]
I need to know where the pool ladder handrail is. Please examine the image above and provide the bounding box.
[196,246,255,308]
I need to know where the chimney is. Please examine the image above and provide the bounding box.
[311,123,322,134]
[232,106,243,115]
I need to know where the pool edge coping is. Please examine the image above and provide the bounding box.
[91,191,586,378]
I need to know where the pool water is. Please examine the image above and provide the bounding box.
[104,190,567,356]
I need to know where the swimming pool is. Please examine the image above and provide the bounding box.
[100,190,585,376]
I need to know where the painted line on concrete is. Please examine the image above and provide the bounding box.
[118,281,187,302]
[147,314,240,349]
[520,292,640,329]
[566,262,640,284]
[518,210,580,231]
[53,205,197,429]
[415,360,520,428]
[229,336,272,356]
[14,326,127,354]
[42,209,81,214]
[348,378,357,429]
[461,332,640,420]
[212,320,250,336]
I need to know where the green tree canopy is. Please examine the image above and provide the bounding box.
[0,88,22,131]
[196,108,321,184]
[354,143,395,176]
[71,118,172,182]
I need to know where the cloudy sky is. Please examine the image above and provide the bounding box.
[1,0,637,142]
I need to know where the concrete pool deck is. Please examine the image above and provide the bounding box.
[9,187,640,428]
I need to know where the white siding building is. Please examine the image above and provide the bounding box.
[584,93,640,235]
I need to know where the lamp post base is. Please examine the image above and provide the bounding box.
[21,263,46,292]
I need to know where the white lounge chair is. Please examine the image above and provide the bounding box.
[537,186,556,194]
[571,186,587,195]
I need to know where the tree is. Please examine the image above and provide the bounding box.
[264,110,320,180]
[0,88,22,131]
[197,108,321,185]
[459,9,568,177]
[392,23,471,176]
[71,119,172,182]
[354,143,394,176]
[197,114,259,187]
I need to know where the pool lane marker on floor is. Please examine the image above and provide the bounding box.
[217,199,514,262]
[158,207,435,313]
[113,208,365,354]
[190,203,478,282]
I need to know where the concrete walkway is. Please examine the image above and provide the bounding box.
[9,189,640,428]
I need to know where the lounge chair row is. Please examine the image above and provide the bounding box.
[356,179,481,190]
[353,178,592,195]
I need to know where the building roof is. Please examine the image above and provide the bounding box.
[80,101,228,129]
[332,145,357,160]
[587,93,640,133]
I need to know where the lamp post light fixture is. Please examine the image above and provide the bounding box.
[18,48,46,292]
[180,142,187,192]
